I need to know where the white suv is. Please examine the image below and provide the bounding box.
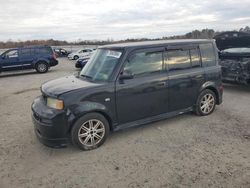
[68,49,94,60]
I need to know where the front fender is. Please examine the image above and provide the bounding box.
[67,101,114,131]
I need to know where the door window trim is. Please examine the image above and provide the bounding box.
[119,47,165,79]
[164,44,202,71]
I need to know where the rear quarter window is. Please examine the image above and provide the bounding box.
[35,47,52,55]
[199,43,216,66]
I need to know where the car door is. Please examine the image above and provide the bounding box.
[1,49,21,72]
[19,48,34,70]
[115,47,169,124]
[165,45,205,112]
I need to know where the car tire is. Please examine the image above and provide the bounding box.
[71,113,110,150]
[36,62,49,73]
[73,55,79,60]
[195,89,216,116]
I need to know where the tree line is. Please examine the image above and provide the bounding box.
[1,26,250,49]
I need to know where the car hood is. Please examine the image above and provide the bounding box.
[41,75,100,97]
[215,33,250,51]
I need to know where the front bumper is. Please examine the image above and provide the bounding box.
[31,96,69,148]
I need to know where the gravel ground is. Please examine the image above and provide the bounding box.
[0,58,249,188]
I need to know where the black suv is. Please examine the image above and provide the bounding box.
[0,46,58,74]
[32,39,223,150]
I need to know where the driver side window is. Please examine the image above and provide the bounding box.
[5,50,18,58]
[123,51,163,77]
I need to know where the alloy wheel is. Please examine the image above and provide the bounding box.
[78,119,105,147]
[200,93,215,114]
[38,63,47,72]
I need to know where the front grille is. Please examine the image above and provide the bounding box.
[41,92,47,105]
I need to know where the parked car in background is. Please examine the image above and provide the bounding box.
[68,48,94,60]
[32,39,223,150]
[214,31,250,84]
[79,48,96,57]
[219,48,250,84]
[53,48,70,57]
[0,45,58,74]
[75,57,90,68]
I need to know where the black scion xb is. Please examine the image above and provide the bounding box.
[32,39,223,150]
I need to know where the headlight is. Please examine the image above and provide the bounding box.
[46,97,64,110]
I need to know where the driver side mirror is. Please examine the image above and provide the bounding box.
[119,74,134,80]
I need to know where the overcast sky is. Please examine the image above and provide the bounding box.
[1,0,250,41]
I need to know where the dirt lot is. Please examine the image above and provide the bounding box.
[0,58,249,188]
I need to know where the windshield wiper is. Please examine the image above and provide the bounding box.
[80,74,93,80]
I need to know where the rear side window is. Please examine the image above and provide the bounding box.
[190,48,201,68]
[20,48,31,57]
[124,51,163,76]
[199,43,216,66]
[165,50,191,71]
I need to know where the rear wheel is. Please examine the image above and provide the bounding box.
[36,62,48,73]
[195,89,216,116]
[71,113,110,150]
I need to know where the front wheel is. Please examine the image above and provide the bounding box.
[36,62,48,73]
[73,55,79,60]
[71,113,110,150]
[195,89,216,116]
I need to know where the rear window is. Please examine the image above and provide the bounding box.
[199,43,216,66]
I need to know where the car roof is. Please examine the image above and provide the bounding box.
[4,45,51,50]
[100,39,214,50]
[5,48,18,51]
[21,45,51,49]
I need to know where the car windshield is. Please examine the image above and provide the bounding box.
[80,49,122,82]
[222,48,250,53]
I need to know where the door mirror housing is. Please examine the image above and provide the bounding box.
[119,74,134,80]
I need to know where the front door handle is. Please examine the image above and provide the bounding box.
[156,82,167,87]
[195,75,203,79]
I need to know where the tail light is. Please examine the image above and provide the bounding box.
[53,52,57,59]
[219,84,224,92]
